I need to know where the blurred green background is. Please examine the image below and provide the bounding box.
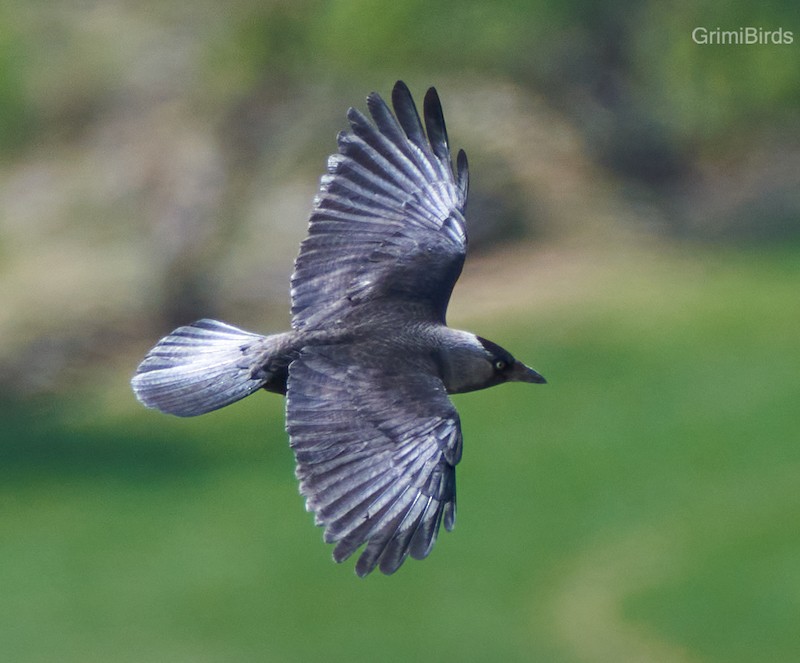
[2,1,799,661]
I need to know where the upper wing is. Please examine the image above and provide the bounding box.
[290,81,469,330]
[285,345,462,576]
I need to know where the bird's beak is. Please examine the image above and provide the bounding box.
[509,360,547,384]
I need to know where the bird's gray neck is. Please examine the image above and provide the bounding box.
[434,328,492,394]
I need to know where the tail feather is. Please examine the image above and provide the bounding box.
[131,319,273,417]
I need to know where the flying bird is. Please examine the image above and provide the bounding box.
[132,81,546,576]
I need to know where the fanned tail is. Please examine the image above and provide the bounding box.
[131,319,275,417]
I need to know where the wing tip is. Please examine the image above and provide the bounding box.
[391,79,412,104]
[423,86,448,157]
[457,148,469,197]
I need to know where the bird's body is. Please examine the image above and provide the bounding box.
[132,81,545,576]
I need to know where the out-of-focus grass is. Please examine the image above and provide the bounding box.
[2,245,798,662]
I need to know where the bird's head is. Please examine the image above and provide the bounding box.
[476,336,546,387]
[440,332,546,394]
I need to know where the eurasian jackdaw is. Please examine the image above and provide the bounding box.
[132,81,546,576]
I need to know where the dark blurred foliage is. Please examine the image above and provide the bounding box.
[178,0,800,240]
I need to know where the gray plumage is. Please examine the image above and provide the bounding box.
[132,81,546,577]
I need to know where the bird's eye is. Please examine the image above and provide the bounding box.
[494,360,507,371]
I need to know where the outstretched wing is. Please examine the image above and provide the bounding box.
[290,81,469,330]
[285,345,462,576]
